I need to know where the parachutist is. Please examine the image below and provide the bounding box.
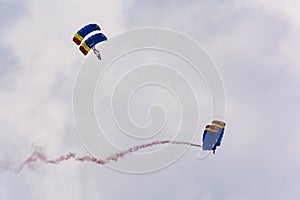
[212,145,216,154]
[92,46,102,60]
[72,23,107,59]
[202,120,226,153]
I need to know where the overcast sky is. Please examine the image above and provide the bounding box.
[1,0,300,199]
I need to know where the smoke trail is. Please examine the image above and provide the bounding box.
[1,140,201,174]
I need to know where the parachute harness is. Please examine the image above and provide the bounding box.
[92,46,102,60]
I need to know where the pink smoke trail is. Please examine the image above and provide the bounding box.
[2,140,201,174]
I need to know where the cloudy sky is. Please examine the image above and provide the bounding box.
[1,0,300,199]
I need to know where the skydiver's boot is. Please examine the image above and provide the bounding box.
[212,145,217,154]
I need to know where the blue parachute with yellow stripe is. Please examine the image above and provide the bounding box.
[73,24,101,45]
[72,23,107,60]
[202,120,226,153]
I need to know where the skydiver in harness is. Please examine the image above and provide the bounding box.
[72,23,107,60]
[92,46,102,60]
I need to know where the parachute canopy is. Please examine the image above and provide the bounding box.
[72,23,108,59]
[202,120,226,152]
[202,125,220,151]
[72,23,101,45]
[79,33,107,55]
[212,120,225,147]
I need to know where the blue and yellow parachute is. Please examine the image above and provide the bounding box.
[73,24,101,45]
[72,23,107,59]
[79,33,107,55]
[202,120,226,153]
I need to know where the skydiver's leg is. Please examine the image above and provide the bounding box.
[212,145,217,154]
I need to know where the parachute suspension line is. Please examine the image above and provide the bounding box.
[92,46,102,60]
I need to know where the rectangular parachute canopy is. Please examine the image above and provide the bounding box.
[72,23,101,45]
[202,125,220,150]
[212,120,226,147]
[79,33,107,56]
